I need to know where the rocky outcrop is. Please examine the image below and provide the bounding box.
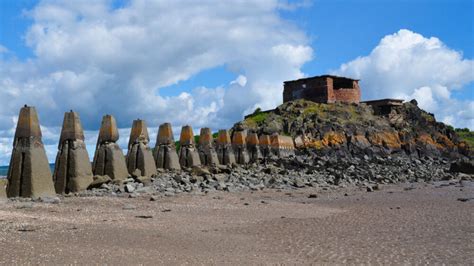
[92,115,129,181]
[237,99,471,159]
[126,119,157,179]
[53,111,93,194]
[6,105,55,198]
[178,125,201,168]
[216,130,236,165]
[154,123,181,170]
[198,128,220,166]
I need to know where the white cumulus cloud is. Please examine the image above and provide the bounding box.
[0,0,313,166]
[335,29,474,129]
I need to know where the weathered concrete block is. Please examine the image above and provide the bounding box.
[270,133,295,158]
[92,115,129,181]
[6,105,55,198]
[259,134,272,158]
[154,123,181,170]
[126,119,157,179]
[246,132,262,162]
[232,131,250,164]
[198,128,220,166]
[216,129,236,165]
[53,111,93,194]
[178,125,201,168]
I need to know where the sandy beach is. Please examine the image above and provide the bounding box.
[0,180,472,265]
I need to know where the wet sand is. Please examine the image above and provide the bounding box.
[0,180,473,264]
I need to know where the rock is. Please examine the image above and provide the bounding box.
[125,183,135,193]
[135,215,153,219]
[149,195,159,201]
[38,196,60,204]
[88,175,112,189]
[122,204,136,210]
[450,159,474,174]
[16,202,34,209]
[308,194,318,198]
[191,166,211,176]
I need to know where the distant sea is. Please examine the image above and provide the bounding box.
[0,164,55,178]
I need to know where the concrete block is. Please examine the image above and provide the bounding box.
[154,123,181,170]
[126,119,157,178]
[216,129,236,165]
[198,128,220,166]
[6,105,55,198]
[53,111,93,194]
[178,125,201,168]
[246,132,262,162]
[92,114,128,181]
[232,131,250,164]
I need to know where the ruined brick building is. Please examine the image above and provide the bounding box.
[283,75,361,104]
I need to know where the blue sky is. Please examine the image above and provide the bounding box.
[0,0,472,165]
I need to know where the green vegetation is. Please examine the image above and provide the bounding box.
[456,129,474,147]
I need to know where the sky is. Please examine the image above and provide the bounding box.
[0,0,473,166]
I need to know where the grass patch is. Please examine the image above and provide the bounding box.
[457,131,474,147]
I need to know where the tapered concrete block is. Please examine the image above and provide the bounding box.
[154,123,181,170]
[178,125,201,168]
[246,132,262,162]
[216,129,236,165]
[270,133,295,158]
[53,111,93,194]
[92,115,128,181]
[126,119,157,178]
[6,105,55,198]
[198,128,220,166]
[259,134,272,158]
[232,131,250,164]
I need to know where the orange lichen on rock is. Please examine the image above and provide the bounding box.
[417,133,444,150]
[433,133,455,149]
[367,131,401,150]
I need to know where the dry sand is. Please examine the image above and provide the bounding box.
[0,180,473,265]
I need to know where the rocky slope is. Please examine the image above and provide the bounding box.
[235,99,471,159]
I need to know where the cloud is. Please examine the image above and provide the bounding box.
[0,0,313,166]
[335,29,474,129]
